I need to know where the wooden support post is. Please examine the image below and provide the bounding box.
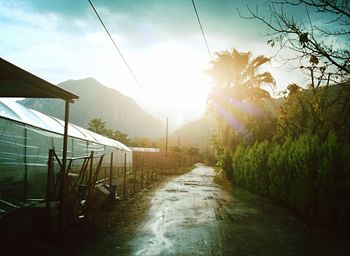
[59,100,70,232]
[84,155,105,215]
[141,154,145,189]
[23,126,28,203]
[133,166,136,195]
[132,166,136,195]
[109,152,113,197]
[146,167,149,186]
[104,145,107,179]
[45,149,55,237]
[109,152,113,189]
[46,149,54,209]
[89,151,94,188]
[123,153,127,198]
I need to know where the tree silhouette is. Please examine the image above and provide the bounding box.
[88,118,107,134]
[207,48,276,149]
[240,0,350,84]
[88,118,131,145]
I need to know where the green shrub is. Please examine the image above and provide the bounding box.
[231,133,350,231]
[218,150,234,180]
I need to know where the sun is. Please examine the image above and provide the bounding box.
[136,41,211,120]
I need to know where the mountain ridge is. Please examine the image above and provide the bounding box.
[19,77,164,138]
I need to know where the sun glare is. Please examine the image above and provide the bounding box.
[135,42,212,124]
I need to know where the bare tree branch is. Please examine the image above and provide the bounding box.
[239,0,350,82]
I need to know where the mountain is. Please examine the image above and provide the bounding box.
[19,78,164,138]
[174,115,216,146]
[173,97,284,147]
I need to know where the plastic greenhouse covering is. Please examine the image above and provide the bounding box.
[0,100,132,211]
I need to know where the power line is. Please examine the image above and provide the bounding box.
[191,0,212,60]
[88,0,145,91]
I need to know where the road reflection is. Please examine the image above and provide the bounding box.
[131,164,225,255]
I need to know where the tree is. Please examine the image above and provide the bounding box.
[276,81,350,141]
[88,118,107,135]
[207,48,276,149]
[240,1,350,140]
[241,0,350,84]
[207,49,275,98]
[110,130,130,145]
[88,118,131,145]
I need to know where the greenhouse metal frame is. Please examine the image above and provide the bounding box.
[0,100,132,215]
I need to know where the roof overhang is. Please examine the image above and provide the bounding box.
[0,57,78,102]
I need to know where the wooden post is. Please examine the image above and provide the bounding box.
[141,154,145,189]
[46,149,54,209]
[146,167,149,186]
[89,151,94,187]
[104,145,107,179]
[123,153,127,198]
[23,126,28,203]
[109,152,113,194]
[59,99,70,232]
[45,149,54,237]
[133,167,136,194]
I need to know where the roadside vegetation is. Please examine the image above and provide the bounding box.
[87,117,203,171]
[208,0,350,235]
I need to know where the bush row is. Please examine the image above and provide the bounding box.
[230,133,350,231]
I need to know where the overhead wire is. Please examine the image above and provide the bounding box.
[191,0,213,61]
[88,0,145,92]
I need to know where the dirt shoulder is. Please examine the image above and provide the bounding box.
[51,175,176,256]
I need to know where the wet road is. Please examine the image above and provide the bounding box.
[52,164,344,255]
[130,164,229,255]
[128,164,340,256]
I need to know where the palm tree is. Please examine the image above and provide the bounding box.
[88,118,107,135]
[207,48,276,149]
[207,49,275,100]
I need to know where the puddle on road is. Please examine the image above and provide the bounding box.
[165,189,189,193]
[130,165,226,256]
[167,196,179,202]
[183,181,200,186]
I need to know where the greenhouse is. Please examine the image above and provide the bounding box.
[0,99,132,214]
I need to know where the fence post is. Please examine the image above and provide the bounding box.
[123,153,127,198]
[23,127,28,203]
[109,152,114,198]
[146,167,149,186]
[46,149,54,209]
[133,166,137,194]
[141,155,144,189]
[45,149,54,237]
[89,151,94,188]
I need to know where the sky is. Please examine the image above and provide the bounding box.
[0,0,309,129]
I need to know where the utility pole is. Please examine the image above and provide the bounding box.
[165,117,168,158]
[178,135,180,148]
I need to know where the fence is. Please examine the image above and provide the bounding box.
[45,148,194,233]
